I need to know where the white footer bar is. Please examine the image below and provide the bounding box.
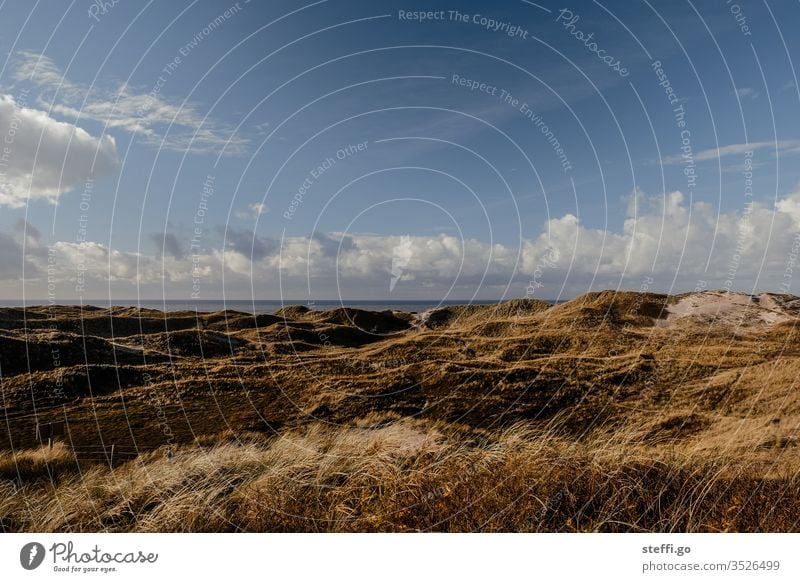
[2,533,798,581]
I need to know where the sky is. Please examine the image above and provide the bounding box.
[1,0,800,303]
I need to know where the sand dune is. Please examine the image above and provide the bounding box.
[1,290,799,531]
[655,291,800,328]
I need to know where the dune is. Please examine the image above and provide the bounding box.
[1,290,799,532]
[657,291,800,328]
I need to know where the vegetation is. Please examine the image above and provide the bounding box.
[1,291,799,531]
[1,419,798,532]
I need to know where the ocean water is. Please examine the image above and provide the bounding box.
[0,299,511,314]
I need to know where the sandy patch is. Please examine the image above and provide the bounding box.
[657,291,797,329]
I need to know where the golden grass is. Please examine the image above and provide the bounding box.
[2,418,799,532]
[3,294,800,532]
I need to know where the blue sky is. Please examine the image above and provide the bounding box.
[1,0,799,301]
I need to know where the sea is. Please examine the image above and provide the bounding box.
[0,299,517,314]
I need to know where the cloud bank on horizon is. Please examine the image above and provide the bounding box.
[6,187,800,299]
[0,1,799,301]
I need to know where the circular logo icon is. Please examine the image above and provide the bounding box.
[20,542,46,570]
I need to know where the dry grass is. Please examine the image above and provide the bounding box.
[2,418,799,532]
[3,293,800,532]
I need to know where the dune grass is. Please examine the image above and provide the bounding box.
[2,418,798,532]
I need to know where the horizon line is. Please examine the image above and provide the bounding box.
[0,288,796,306]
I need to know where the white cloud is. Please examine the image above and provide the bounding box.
[15,51,248,155]
[6,187,800,298]
[736,87,759,99]
[236,202,269,220]
[53,241,157,283]
[48,240,209,287]
[663,140,800,165]
[524,189,800,294]
[776,190,800,225]
[0,93,118,207]
[242,233,517,286]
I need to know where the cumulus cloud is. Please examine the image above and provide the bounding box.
[222,227,278,262]
[0,93,118,207]
[47,240,206,288]
[15,51,248,155]
[5,187,800,298]
[52,241,154,283]
[240,232,519,293]
[524,189,800,294]
[776,190,800,225]
[235,202,269,220]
